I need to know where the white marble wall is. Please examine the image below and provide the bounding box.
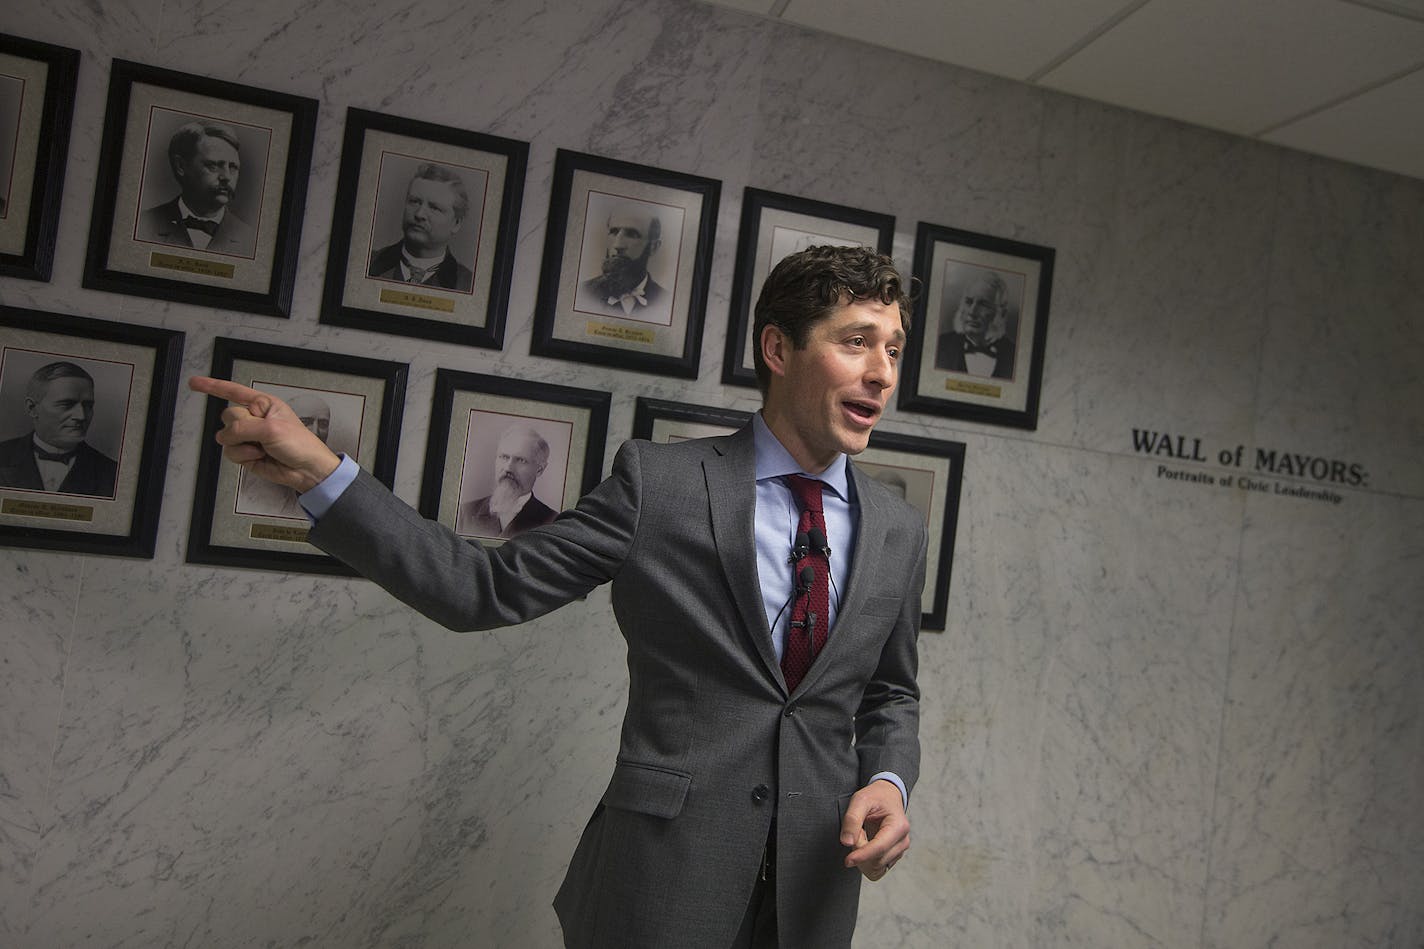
[2,1,1421,947]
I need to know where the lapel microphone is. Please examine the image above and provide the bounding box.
[788,531,810,563]
[807,527,831,559]
[771,564,817,639]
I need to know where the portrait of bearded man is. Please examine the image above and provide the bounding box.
[573,200,671,323]
[456,423,560,539]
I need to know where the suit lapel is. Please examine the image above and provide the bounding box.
[704,426,783,687]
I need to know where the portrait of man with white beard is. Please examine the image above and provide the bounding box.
[456,422,562,539]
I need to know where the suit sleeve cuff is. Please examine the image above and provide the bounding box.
[868,771,908,811]
[298,454,358,521]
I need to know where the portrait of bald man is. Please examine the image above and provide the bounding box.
[0,361,119,498]
[136,120,259,258]
[573,198,671,322]
[934,268,1019,379]
[457,423,560,539]
[367,162,475,293]
[234,392,334,519]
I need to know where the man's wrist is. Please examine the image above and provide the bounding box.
[868,771,908,811]
[298,453,358,521]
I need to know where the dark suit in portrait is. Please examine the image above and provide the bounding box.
[310,424,924,949]
[0,433,119,497]
[458,492,557,539]
[935,330,1016,379]
[368,240,474,293]
[136,197,258,258]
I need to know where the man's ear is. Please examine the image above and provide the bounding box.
[760,324,789,380]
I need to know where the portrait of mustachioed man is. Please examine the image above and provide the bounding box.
[133,111,270,260]
[366,157,483,294]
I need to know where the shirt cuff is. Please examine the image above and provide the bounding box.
[297,453,358,521]
[868,771,908,811]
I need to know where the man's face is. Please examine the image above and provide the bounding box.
[288,395,331,444]
[174,135,240,216]
[956,275,1004,342]
[605,211,655,262]
[493,430,546,496]
[28,376,95,452]
[402,177,463,256]
[763,298,904,472]
[597,209,659,294]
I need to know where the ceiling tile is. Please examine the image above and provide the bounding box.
[1263,67,1424,179]
[1037,0,1424,135]
[777,0,1134,81]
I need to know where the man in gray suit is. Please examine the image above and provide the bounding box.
[190,245,923,949]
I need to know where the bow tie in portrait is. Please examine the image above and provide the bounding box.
[182,216,219,235]
[963,339,999,357]
[34,446,77,463]
[608,290,648,307]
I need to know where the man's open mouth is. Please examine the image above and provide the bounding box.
[844,401,879,424]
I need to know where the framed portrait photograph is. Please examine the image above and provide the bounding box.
[319,107,528,349]
[899,222,1054,430]
[532,149,720,379]
[82,60,318,318]
[0,34,79,282]
[857,430,965,631]
[419,370,610,545]
[0,305,184,558]
[188,338,407,575]
[631,396,750,443]
[721,188,895,388]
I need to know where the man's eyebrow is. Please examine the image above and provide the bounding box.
[841,319,907,342]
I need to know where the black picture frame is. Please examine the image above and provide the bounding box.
[532,149,720,379]
[319,107,528,349]
[0,34,79,282]
[82,59,318,318]
[857,429,966,632]
[0,305,184,558]
[419,369,610,544]
[631,396,750,442]
[722,188,895,388]
[899,222,1054,430]
[188,337,407,574]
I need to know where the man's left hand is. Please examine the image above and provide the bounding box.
[840,779,909,881]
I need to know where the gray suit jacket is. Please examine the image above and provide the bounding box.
[309,426,925,949]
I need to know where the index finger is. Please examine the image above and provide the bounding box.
[189,375,263,404]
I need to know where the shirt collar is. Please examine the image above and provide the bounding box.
[177,198,224,224]
[750,412,849,502]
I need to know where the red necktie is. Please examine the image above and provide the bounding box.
[782,475,829,692]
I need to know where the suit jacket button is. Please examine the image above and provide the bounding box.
[751,784,770,803]
[783,705,797,717]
